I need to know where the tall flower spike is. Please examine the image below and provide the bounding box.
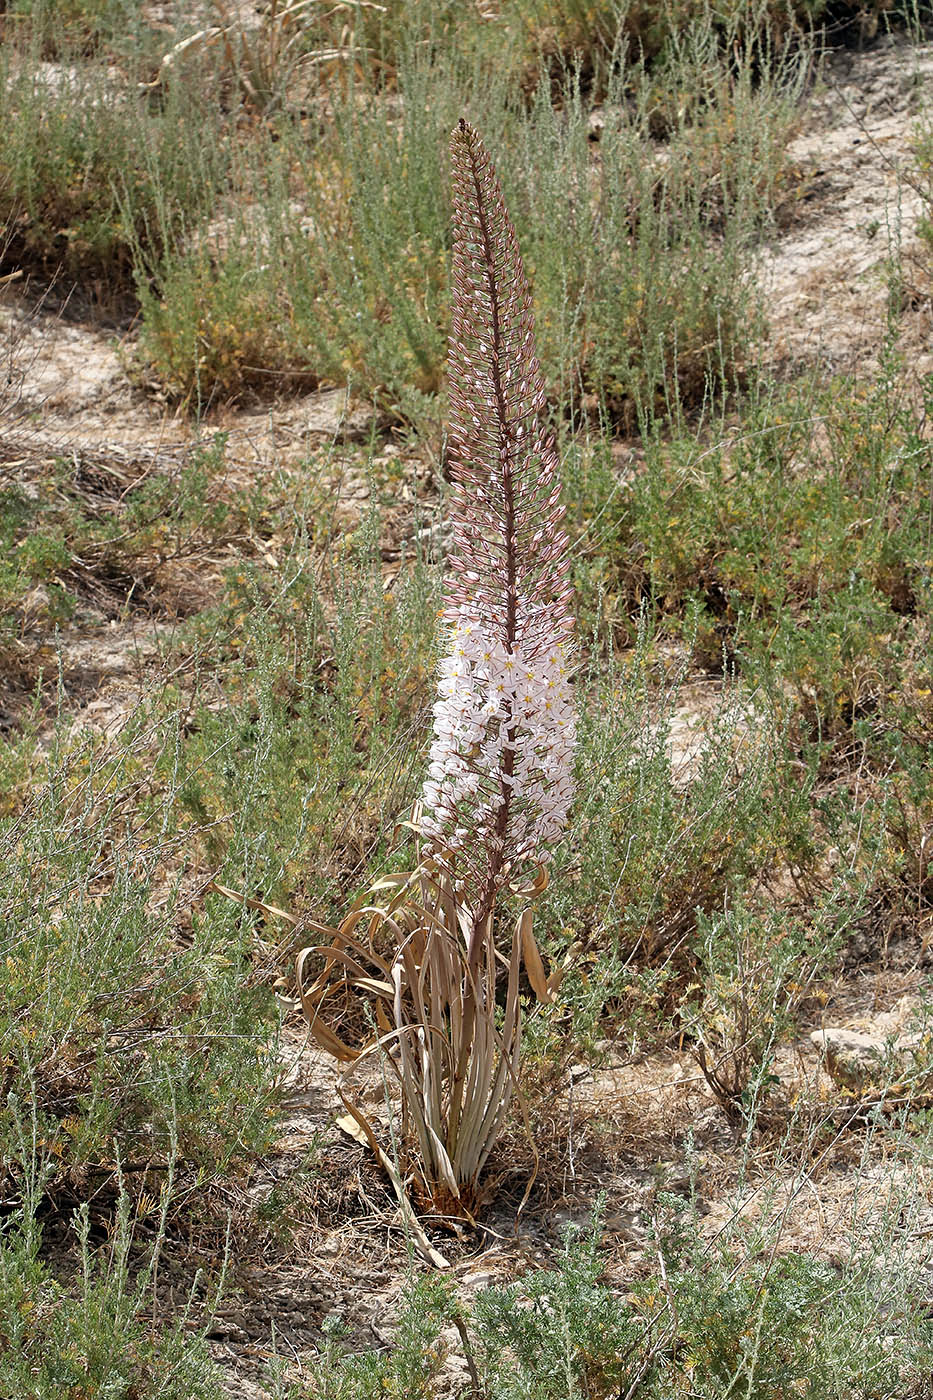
[422,119,576,928]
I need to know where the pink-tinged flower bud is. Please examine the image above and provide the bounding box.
[421,120,576,925]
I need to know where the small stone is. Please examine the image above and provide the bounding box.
[809,1027,931,1097]
[302,387,374,441]
[810,1029,886,1092]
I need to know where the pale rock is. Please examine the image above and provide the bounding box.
[810,1025,931,1096]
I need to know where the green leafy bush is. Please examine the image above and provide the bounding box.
[166,507,439,920]
[273,1276,453,1400]
[471,1209,933,1400]
[0,1168,227,1400]
[0,29,224,294]
[0,732,281,1186]
[139,11,804,422]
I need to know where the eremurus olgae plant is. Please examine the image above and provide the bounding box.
[292,120,575,1249]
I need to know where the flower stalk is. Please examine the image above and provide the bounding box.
[422,119,576,948]
[292,120,575,1237]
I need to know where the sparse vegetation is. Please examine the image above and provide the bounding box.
[1,0,933,1393]
[272,1209,933,1397]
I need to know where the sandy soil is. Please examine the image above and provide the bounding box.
[762,33,933,376]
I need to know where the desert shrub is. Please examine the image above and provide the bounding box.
[567,367,932,743]
[138,12,804,423]
[684,898,847,1113]
[137,54,464,415]
[470,1209,933,1400]
[323,0,899,95]
[723,375,931,759]
[0,721,40,820]
[530,575,910,1044]
[0,727,281,1188]
[0,437,260,695]
[0,0,807,413]
[0,1163,227,1400]
[267,1212,933,1399]
[166,506,439,921]
[536,625,824,1033]
[553,362,932,997]
[643,1209,929,1399]
[2,0,155,60]
[270,1276,452,1400]
[508,0,913,79]
[136,239,319,409]
[744,577,909,741]
[472,1221,641,1400]
[0,27,225,295]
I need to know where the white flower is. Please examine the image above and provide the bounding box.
[422,611,574,878]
